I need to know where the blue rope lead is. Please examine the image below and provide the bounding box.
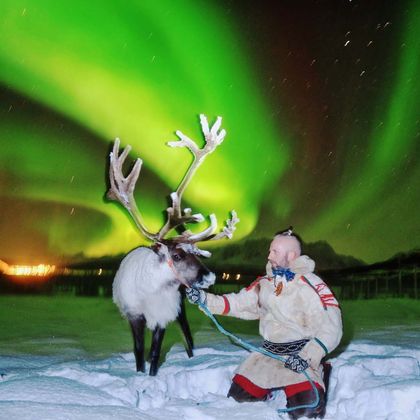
[198,302,320,415]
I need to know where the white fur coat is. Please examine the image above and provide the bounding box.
[204,256,343,389]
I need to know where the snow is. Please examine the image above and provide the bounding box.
[0,329,419,419]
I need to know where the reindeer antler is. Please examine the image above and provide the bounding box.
[157,114,227,240]
[107,138,158,241]
[106,115,239,250]
[173,210,239,243]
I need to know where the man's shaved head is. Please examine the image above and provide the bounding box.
[273,234,301,256]
[268,229,302,268]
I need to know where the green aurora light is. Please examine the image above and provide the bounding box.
[0,0,418,264]
[0,0,286,262]
[305,1,420,255]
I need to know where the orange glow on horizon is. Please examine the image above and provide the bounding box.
[0,260,56,277]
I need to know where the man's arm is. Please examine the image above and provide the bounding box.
[297,277,343,370]
[299,305,342,370]
[187,281,261,320]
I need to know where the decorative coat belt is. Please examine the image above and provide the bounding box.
[262,338,310,356]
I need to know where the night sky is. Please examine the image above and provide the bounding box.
[0,0,418,265]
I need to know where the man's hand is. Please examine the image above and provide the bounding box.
[284,354,309,373]
[298,339,326,370]
[186,288,206,305]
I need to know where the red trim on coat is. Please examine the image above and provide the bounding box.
[300,276,340,309]
[246,276,263,291]
[284,381,323,397]
[222,295,230,315]
[232,374,270,398]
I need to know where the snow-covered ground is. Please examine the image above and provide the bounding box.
[1,327,419,420]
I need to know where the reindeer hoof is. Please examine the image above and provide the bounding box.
[136,364,145,373]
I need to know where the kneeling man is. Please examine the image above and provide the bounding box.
[187,229,342,419]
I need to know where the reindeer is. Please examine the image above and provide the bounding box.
[107,115,239,376]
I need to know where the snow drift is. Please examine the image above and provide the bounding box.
[0,329,419,419]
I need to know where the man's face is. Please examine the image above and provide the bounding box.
[267,236,289,268]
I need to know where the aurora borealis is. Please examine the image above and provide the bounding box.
[0,0,418,265]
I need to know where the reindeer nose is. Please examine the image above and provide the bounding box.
[196,269,215,289]
[198,266,210,278]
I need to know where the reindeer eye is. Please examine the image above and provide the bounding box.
[172,254,183,262]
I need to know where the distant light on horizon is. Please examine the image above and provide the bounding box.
[3,263,56,277]
[0,260,114,279]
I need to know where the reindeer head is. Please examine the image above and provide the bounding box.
[151,241,216,289]
[107,115,239,287]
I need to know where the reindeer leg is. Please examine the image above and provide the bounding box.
[129,315,146,373]
[149,325,165,376]
[177,295,194,358]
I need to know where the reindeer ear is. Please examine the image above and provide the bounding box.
[151,243,160,254]
[152,242,170,262]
